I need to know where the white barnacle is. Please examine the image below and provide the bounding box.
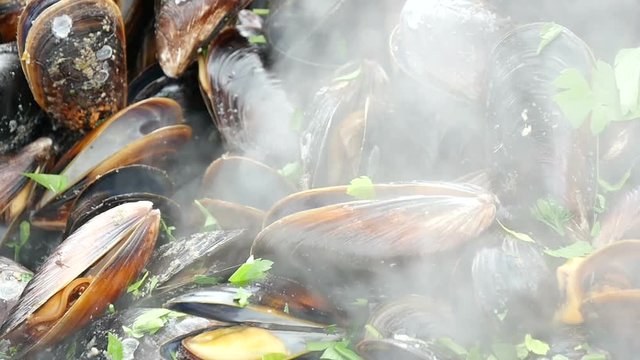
[95,45,113,61]
[51,15,73,39]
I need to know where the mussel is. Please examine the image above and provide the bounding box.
[17,0,127,131]
[0,201,160,355]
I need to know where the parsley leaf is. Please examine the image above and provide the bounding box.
[352,298,368,306]
[436,337,468,356]
[127,271,148,296]
[160,218,176,241]
[497,220,535,243]
[531,198,573,236]
[7,221,30,262]
[591,60,621,135]
[22,173,68,194]
[252,8,270,16]
[553,68,593,129]
[537,22,563,55]
[234,287,252,307]
[249,35,267,44]
[123,309,185,338]
[228,256,273,286]
[107,303,116,315]
[307,340,362,360]
[346,176,375,200]
[20,273,32,283]
[614,47,640,115]
[194,200,221,231]
[524,334,550,356]
[193,275,222,285]
[106,333,123,360]
[278,161,302,184]
[544,240,593,259]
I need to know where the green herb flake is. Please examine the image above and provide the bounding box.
[364,324,383,339]
[106,333,123,360]
[249,35,267,44]
[544,240,594,259]
[491,342,518,360]
[127,271,149,296]
[346,176,375,200]
[553,68,594,129]
[228,256,273,286]
[614,47,640,115]
[524,334,550,355]
[497,220,535,243]
[290,108,304,133]
[124,309,186,338]
[278,161,302,184]
[325,324,338,334]
[194,200,221,231]
[8,221,31,262]
[19,273,33,283]
[352,298,368,306]
[160,218,177,242]
[531,198,573,236]
[22,173,68,194]
[107,303,116,315]
[537,22,563,55]
[252,8,270,16]
[262,353,287,360]
[595,194,607,213]
[590,60,621,135]
[436,337,468,356]
[582,354,607,360]
[515,343,529,360]
[170,351,178,360]
[283,302,290,314]
[65,342,77,360]
[308,340,362,360]
[333,67,362,83]
[193,275,222,285]
[234,287,252,307]
[552,355,570,360]
[599,169,631,193]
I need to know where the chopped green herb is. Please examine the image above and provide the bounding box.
[537,22,563,55]
[278,161,302,184]
[283,302,290,314]
[106,333,123,360]
[544,240,594,259]
[22,173,68,194]
[65,341,76,360]
[599,169,631,193]
[228,256,273,286]
[436,337,468,356]
[107,303,116,315]
[333,67,361,83]
[491,342,518,360]
[234,287,252,307]
[160,218,176,241]
[553,68,593,129]
[252,8,270,16]
[364,324,383,339]
[127,271,148,296]
[7,221,31,262]
[307,340,362,360]
[590,60,621,135]
[193,275,222,285]
[524,334,550,355]
[290,108,304,132]
[123,309,185,338]
[352,298,368,306]
[497,220,535,243]
[325,324,338,334]
[552,355,570,360]
[249,35,267,44]
[262,353,287,360]
[194,200,221,231]
[582,354,607,360]
[346,176,375,200]
[515,342,529,360]
[614,47,640,115]
[496,309,508,321]
[170,351,178,360]
[146,275,159,294]
[19,273,32,283]
[531,198,573,236]
[595,194,607,213]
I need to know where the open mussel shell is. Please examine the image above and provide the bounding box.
[471,235,556,334]
[0,42,48,155]
[162,324,341,360]
[155,0,252,78]
[0,201,160,355]
[194,199,264,239]
[61,164,175,236]
[264,182,493,227]
[252,193,497,291]
[199,28,299,165]
[301,60,388,188]
[17,0,127,131]
[0,137,51,223]
[0,256,32,327]
[165,278,339,328]
[487,23,597,244]
[556,240,640,325]
[201,156,296,211]
[390,0,508,101]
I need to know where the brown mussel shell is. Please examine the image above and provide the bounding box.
[155,0,252,78]
[0,0,25,42]
[18,0,127,131]
[0,201,160,355]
